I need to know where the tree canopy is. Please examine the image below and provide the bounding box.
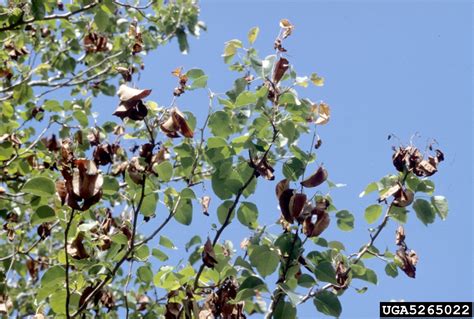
[0,1,448,318]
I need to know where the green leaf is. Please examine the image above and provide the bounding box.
[274,301,296,319]
[208,111,233,138]
[385,262,398,278]
[102,176,119,195]
[190,75,208,89]
[336,210,354,231]
[413,199,435,225]
[388,206,408,223]
[356,287,368,294]
[23,176,55,197]
[282,157,305,181]
[159,235,176,250]
[364,204,383,224]
[185,235,201,252]
[177,28,189,54]
[31,205,56,225]
[31,0,45,19]
[73,110,88,127]
[134,245,150,261]
[314,261,337,285]
[217,200,235,225]
[141,193,158,217]
[237,202,258,229]
[0,141,13,161]
[359,182,380,197]
[152,248,169,261]
[247,26,260,44]
[137,265,153,283]
[235,91,257,107]
[310,73,325,87]
[298,273,316,288]
[41,265,65,288]
[50,290,67,314]
[186,68,205,79]
[353,267,378,284]
[313,290,342,317]
[249,245,279,277]
[174,199,193,225]
[94,9,110,32]
[416,179,435,194]
[431,195,448,220]
[156,161,173,182]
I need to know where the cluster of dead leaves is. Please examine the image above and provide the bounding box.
[26,256,49,282]
[79,286,115,312]
[172,67,188,97]
[276,168,331,238]
[308,102,331,126]
[84,32,112,54]
[113,84,151,121]
[394,225,418,278]
[129,20,143,54]
[199,277,246,319]
[2,212,18,242]
[392,145,444,177]
[4,42,28,60]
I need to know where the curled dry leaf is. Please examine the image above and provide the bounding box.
[160,107,194,138]
[378,183,401,203]
[289,193,307,220]
[202,238,218,269]
[116,66,132,82]
[279,18,294,39]
[303,204,330,238]
[314,102,330,125]
[67,232,90,260]
[393,188,414,207]
[251,157,275,180]
[37,223,51,240]
[395,225,405,246]
[165,302,182,319]
[84,32,112,53]
[335,261,349,290]
[72,159,103,202]
[42,134,60,152]
[392,145,444,177]
[117,84,151,102]
[128,157,145,185]
[275,178,289,199]
[136,295,150,311]
[272,57,289,84]
[300,166,328,188]
[278,188,295,223]
[201,196,211,216]
[93,143,119,166]
[396,248,418,278]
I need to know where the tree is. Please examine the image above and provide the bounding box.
[0,2,449,318]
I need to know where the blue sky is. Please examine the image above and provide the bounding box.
[87,1,472,317]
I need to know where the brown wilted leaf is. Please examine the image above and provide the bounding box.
[128,157,145,185]
[395,225,405,246]
[289,193,307,219]
[56,180,67,205]
[116,66,132,82]
[93,143,114,166]
[160,107,194,138]
[37,223,51,240]
[42,134,60,152]
[113,100,149,121]
[165,302,181,319]
[26,258,39,280]
[67,232,90,260]
[300,166,328,188]
[79,286,96,308]
[5,43,29,60]
[272,57,289,84]
[84,32,112,53]
[279,18,294,39]
[72,159,103,201]
[303,207,330,238]
[275,178,289,199]
[87,128,101,146]
[393,188,414,207]
[279,188,295,223]
[99,290,115,309]
[396,248,417,278]
[117,84,151,102]
[202,238,218,268]
[139,143,154,163]
[314,102,330,125]
[60,138,75,165]
[201,196,211,216]
[251,157,275,180]
[136,295,150,311]
[0,294,12,315]
[335,261,349,290]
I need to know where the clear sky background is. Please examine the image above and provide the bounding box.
[88,1,472,317]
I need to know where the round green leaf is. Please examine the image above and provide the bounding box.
[249,245,279,277]
[156,161,173,182]
[314,261,337,285]
[313,290,342,317]
[274,301,296,319]
[31,205,56,225]
[217,200,235,225]
[282,157,305,181]
[364,204,383,224]
[385,262,398,278]
[174,199,193,225]
[102,176,119,195]
[23,176,55,197]
[237,201,258,229]
[336,210,354,231]
[431,195,448,220]
[413,199,435,225]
